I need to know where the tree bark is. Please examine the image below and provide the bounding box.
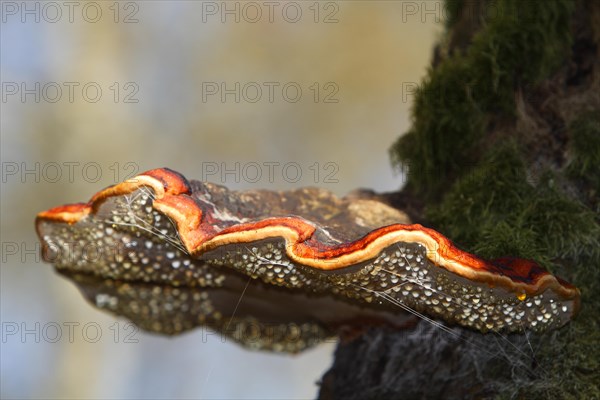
[319,1,599,398]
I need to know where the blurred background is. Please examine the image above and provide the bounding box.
[1,1,439,398]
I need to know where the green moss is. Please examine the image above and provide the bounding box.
[426,143,600,269]
[424,143,529,249]
[390,0,575,199]
[413,124,599,399]
[471,0,574,92]
[566,111,600,194]
[423,142,600,400]
[390,59,485,197]
[523,111,600,399]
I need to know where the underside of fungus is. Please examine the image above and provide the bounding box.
[36,168,580,351]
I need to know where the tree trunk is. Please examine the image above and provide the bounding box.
[319,1,600,398]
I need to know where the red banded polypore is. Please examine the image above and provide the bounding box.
[36,168,580,343]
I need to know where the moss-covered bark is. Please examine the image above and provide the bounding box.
[321,0,599,398]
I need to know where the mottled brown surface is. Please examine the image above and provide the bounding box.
[191,180,411,244]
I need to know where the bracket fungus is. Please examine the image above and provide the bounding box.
[36,168,580,351]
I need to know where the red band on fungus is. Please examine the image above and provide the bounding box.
[36,168,580,338]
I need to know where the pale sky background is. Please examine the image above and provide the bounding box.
[1,1,440,398]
